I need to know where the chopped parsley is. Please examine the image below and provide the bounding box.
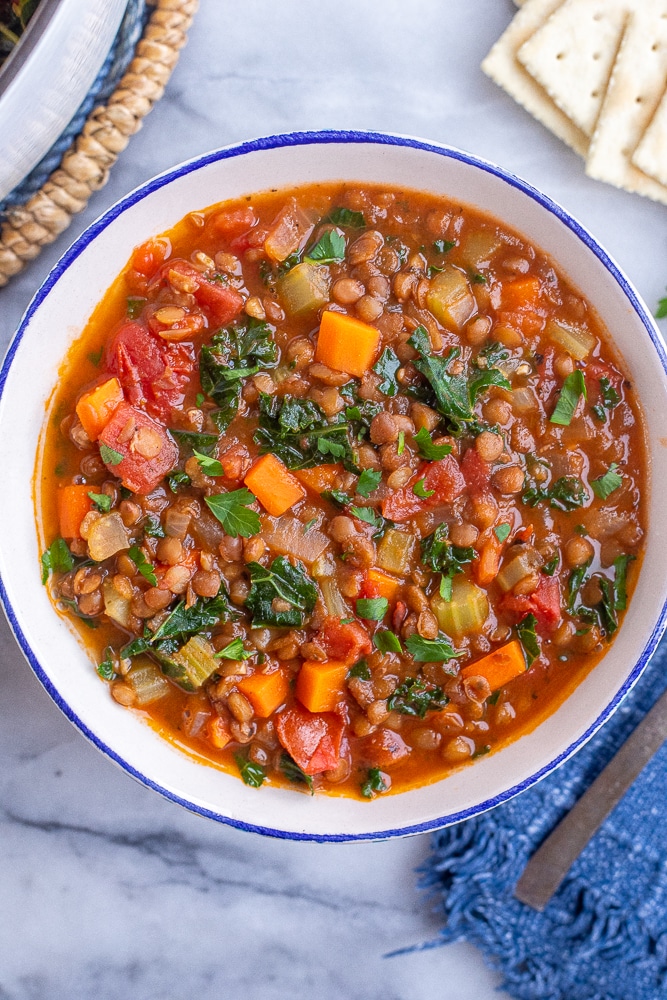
[41,537,74,584]
[590,463,623,500]
[404,633,462,663]
[99,444,123,466]
[87,491,112,513]
[494,523,512,543]
[373,630,402,653]
[305,229,346,263]
[348,659,371,680]
[205,488,261,538]
[550,369,586,427]
[356,469,382,497]
[322,207,366,229]
[592,377,621,423]
[413,427,451,460]
[412,478,434,499]
[128,545,158,586]
[214,637,252,661]
[356,597,389,621]
[193,450,225,476]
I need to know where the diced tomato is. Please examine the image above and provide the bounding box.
[381,456,466,522]
[499,309,545,336]
[275,704,345,775]
[358,578,381,600]
[98,402,179,494]
[500,574,561,633]
[105,322,194,419]
[207,205,257,240]
[357,727,411,769]
[130,238,170,279]
[461,447,491,495]
[318,616,372,665]
[167,260,244,325]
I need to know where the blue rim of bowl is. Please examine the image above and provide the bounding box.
[3,128,667,842]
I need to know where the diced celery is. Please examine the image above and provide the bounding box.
[430,576,489,639]
[458,229,502,270]
[426,266,477,330]
[376,528,416,575]
[278,261,330,316]
[158,634,220,691]
[126,662,170,706]
[496,547,543,593]
[547,319,596,361]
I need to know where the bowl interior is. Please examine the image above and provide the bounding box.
[3,132,667,841]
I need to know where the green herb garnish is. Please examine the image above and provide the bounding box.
[356,597,389,621]
[413,478,434,499]
[87,491,112,513]
[494,523,511,543]
[99,444,123,466]
[591,463,622,500]
[373,630,402,653]
[306,229,346,263]
[516,613,540,668]
[128,545,157,586]
[523,476,588,512]
[348,659,371,680]
[356,469,382,498]
[235,752,266,788]
[193,449,225,477]
[205,488,261,538]
[405,633,462,663]
[280,753,314,792]
[41,537,74,584]
[214,637,252,660]
[550,369,586,427]
[413,426,451,460]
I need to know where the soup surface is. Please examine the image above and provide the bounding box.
[37,182,646,799]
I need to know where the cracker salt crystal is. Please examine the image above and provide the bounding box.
[632,84,667,188]
[482,0,589,157]
[585,2,667,205]
[517,0,628,137]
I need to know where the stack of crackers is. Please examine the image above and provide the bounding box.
[483,0,667,204]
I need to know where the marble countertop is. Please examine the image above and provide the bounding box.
[2,1,666,997]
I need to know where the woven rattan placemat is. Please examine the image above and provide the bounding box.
[0,0,198,287]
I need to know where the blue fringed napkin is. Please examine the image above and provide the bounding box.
[421,635,667,1000]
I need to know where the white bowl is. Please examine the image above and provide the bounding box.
[0,0,129,202]
[2,131,667,842]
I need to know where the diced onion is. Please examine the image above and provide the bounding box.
[496,546,543,593]
[320,577,352,619]
[262,515,329,565]
[87,512,129,562]
[102,577,132,628]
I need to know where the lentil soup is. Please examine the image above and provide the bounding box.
[37,182,647,799]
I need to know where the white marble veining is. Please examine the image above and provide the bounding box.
[1,1,666,996]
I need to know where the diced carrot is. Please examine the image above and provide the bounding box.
[315,310,381,377]
[57,485,94,539]
[365,568,402,602]
[75,377,124,441]
[293,464,343,493]
[295,660,349,714]
[244,453,306,517]
[207,715,232,750]
[499,276,542,312]
[238,668,290,718]
[461,639,526,691]
[475,530,503,587]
